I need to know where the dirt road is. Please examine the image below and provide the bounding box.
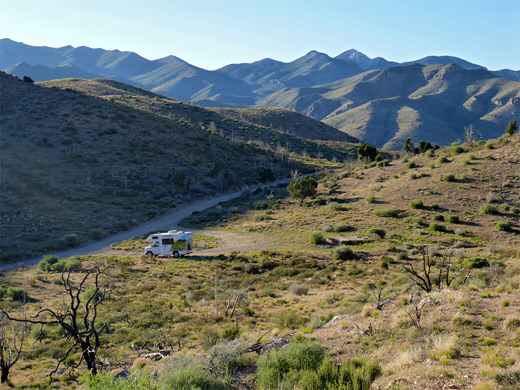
[0,179,290,271]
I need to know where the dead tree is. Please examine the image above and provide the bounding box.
[0,310,26,383]
[1,264,113,377]
[402,246,433,292]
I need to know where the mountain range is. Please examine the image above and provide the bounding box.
[1,38,519,148]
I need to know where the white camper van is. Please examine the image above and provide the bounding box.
[144,230,194,258]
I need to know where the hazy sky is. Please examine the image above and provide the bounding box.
[1,0,519,70]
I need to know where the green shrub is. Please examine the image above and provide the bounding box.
[256,214,273,222]
[82,370,158,390]
[480,204,498,215]
[310,232,326,245]
[65,259,82,272]
[485,143,494,150]
[496,219,514,232]
[159,357,227,390]
[409,199,424,209]
[365,195,376,204]
[200,327,220,350]
[62,233,80,248]
[334,246,358,260]
[271,310,308,330]
[298,359,382,390]
[373,206,400,218]
[327,202,342,211]
[462,257,490,269]
[429,223,446,232]
[257,339,325,389]
[333,223,352,232]
[450,143,464,154]
[220,326,240,341]
[6,287,27,302]
[437,156,449,164]
[439,174,455,182]
[38,255,60,272]
[367,227,386,238]
[380,256,392,269]
[406,161,417,169]
[444,215,460,223]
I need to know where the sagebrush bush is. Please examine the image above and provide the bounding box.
[321,223,333,232]
[334,246,358,260]
[333,223,352,232]
[406,161,417,169]
[6,287,27,302]
[437,156,449,164]
[257,339,325,389]
[220,326,240,341]
[462,257,489,269]
[439,173,455,182]
[367,227,386,238]
[365,195,376,204]
[496,219,514,232]
[207,339,246,377]
[444,214,460,223]
[505,317,520,330]
[160,357,228,390]
[82,370,158,390]
[373,206,400,218]
[200,327,220,350]
[271,310,308,329]
[290,283,309,296]
[409,199,424,209]
[429,223,446,232]
[450,143,464,154]
[480,204,498,215]
[310,231,326,245]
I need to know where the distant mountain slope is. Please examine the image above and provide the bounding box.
[335,49,398,71]
[0,72,356,262]
[210,107,359,143]
[400,55,486,70]
[2,38,519,149]
[4,61,101,81]
[259,64,520,149]
[0,38,161,79]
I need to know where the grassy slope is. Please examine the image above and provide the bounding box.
[1,137,519,389]
[0,74,357,262]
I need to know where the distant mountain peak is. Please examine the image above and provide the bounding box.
[335,49,371,64]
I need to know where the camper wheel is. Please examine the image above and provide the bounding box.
[173,251,180,258]
[146,251,154,258]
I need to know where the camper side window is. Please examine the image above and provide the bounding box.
[162,238,174,245]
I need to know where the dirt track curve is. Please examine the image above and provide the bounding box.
[0,179,292,271]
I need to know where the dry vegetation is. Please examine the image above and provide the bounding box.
[1,136,520,389]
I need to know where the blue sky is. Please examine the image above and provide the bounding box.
[1,0,519,70]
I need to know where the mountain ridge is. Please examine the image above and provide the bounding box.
[2,38,519,149]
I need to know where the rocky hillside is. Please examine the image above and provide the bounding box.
[0,72,358,262]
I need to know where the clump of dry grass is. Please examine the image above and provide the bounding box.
[429,335,461,362]
[386,346,424,370]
